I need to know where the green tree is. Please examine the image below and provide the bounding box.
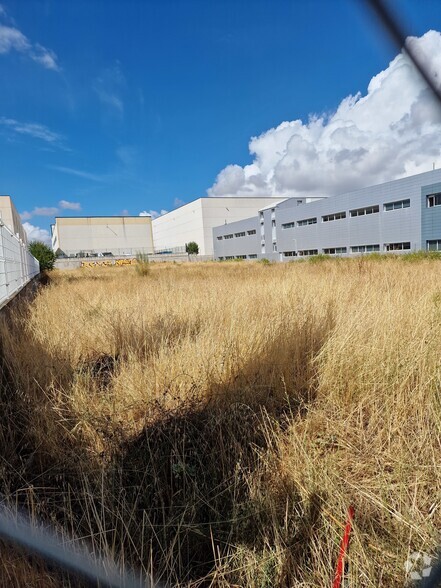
[29,241,56,271]
[185,241,199,255]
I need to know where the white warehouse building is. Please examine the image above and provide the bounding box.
[152,197,285,256]
[51,216,154,257]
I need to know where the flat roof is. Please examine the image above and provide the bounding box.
[55,215,150,219]
[153,195,285,219]
[258,199,289,212]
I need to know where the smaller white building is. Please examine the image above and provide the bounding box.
[51,216,154,257]
[152,197,284,256]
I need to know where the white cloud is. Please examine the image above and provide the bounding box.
[20,206,60,221]
[48,165,105,182]
[139,209,168,219]
[0,117,63,143]
[23,221,51,245]
[20,210,32,221]
[59,199,81,210]
[94,62,125,115]
[0,18,59,71]
[208,30,441,199]
[33,206,59,216]
[30,43,59,71]
[173,198,185,208]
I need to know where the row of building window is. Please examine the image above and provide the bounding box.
[217,229,256,241]
[279,199,412,231]
[219,240,441,259]
[218,192,440,244]
[323,211,346,222]
[282,242,411,256]
[384,199,410,211]
[219,254,258,260]
[297,217,317,226]
[350,205,380,216]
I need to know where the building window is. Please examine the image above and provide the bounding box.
[236,255,246,259]
[298,249,318,256]
[351,244,380,253]
[273,242,277,252]
[281,222,295,229]
[247,229,256,235]
[235,231,246,238]
[384,242,411,251]
[427,193,441,207]
[271,219,276,228]
[297,200,303,205]
[283,251,297,257]
[218,257,224,260]
[297,217,317,226]
[323,247,347,255]
[384,199,410,211]
[322,212,346,222]
[427,240,441,251]
[224,234,233,239]
[217,236,223,240]
[225,256,234,260]
[248,254,258,259]
[350,205,379,217]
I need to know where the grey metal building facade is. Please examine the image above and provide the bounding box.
[213,169,441,261]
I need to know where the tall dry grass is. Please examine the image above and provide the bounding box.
[0,258,440,586]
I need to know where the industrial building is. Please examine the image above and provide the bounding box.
[151,197,286,256]
[51,216,154,257]
[0,195,28,243]
[213,169,441,261]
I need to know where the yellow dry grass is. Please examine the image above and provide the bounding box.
[1,258,440,586]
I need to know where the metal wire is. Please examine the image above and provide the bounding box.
[0,504,158,588]
[364,0,441,107]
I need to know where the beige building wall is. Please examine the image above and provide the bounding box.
[52,216,154,256]
[0,195,28,243]
[152,197,284,256]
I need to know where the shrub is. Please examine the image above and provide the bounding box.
[28,241,56,271]
[400,250,441,262]
[307,253,329,264]
[186,241,199,255]
[258,258,271,265]
[135,252,150,276]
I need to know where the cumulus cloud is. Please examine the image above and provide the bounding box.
[21,201,81,221]
[0,7,60,71]
[208,30,441,198]
[59,199,81,210]
[139,209,168,219]
[23,221,51,245]
[20,205,59,220]
[33,206,58,216]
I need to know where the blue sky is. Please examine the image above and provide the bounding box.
[0,0,441,241]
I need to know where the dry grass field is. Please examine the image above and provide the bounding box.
[1,257,441,586]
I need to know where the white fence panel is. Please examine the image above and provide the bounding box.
[0,221,40,309]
